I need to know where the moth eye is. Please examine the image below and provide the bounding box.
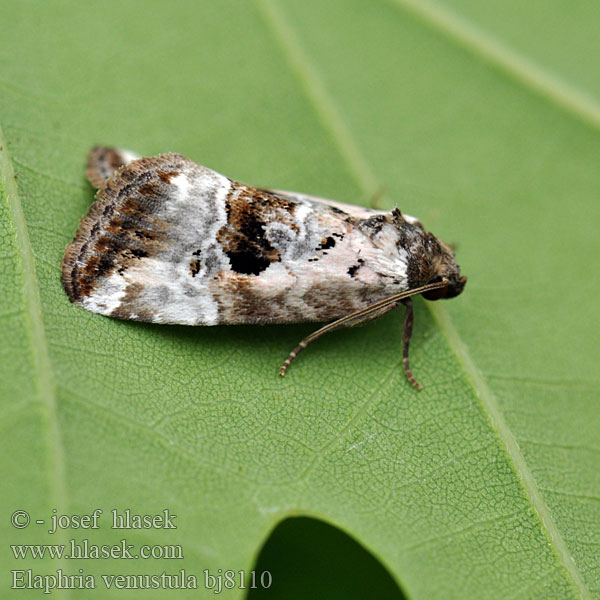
[422,285,448,300]
[422,277,448,300]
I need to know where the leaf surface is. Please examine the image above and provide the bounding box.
[1,1,598,598]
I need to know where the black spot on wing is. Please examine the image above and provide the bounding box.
[226,246,273,275]
[316,236,336,251]
[347,259,364,278]
[216,185,283,275]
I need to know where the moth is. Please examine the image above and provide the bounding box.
[62,147,467,389]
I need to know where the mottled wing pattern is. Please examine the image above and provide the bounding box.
[265,188,388,219]
[267,188,424,227]
[62,153,411,325]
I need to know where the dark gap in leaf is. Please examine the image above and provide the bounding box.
[246,516,406,600]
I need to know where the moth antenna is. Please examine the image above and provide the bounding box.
[279,278,449,383]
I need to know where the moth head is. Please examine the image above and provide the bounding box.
[391,208,467,300]
[422,239,467,300]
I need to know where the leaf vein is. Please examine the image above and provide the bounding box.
[254,4,592,597]
[387,0,600,132]
[0,125,69,579]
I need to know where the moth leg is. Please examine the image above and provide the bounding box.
[86,146,141,190]
[279,300,401,377]
[401,298,421,390]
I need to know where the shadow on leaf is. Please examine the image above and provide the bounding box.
[247,516,406,600]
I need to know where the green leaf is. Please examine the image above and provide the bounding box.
[2,1,598,598]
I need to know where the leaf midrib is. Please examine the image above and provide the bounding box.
[0,125,69,576]
[256,0,591,597]
[430,303,589,597]
[390,0,600,132]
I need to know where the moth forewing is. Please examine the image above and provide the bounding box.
[265,187,390,220]
[62,147,466,389]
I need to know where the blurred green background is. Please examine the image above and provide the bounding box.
[1,1,598,598]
